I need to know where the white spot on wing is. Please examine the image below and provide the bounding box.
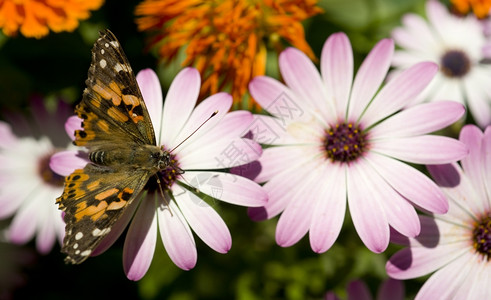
[110,41,119,48]
[81,250,92,256]
[73,243,78,249]
[100,59,107,68]
[105,42,109,47]
[75,232,83,240]
[101,49,105,55]
[92,227,111,236]
[114,63,130,73]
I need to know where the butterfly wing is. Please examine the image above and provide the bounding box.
[57,164,152,264]
[74,29,156,149]
[57,29,159,264]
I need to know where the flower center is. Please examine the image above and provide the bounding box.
[440,50,471,78]
[473,213,491,261]
[38,152,65,187]
[323,122,367,162]
[146,151,182,193]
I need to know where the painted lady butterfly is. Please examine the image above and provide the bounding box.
[56,29,173,264]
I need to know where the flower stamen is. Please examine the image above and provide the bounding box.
[323,123,367,163]
[473,213,491,261]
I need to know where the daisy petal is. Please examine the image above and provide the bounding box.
[348,39,394,120]
[49,150,88,176]
[158,196,197,270]
[391,50,427,68]
[386,245,459,280]
[64,116,83,141]
[463,71,491,128]
[0,180,32,219]
[452,255,490,299]
[246,114,300,146]
[386,216,467,279]
[370,101,465,139]
[362,62,439,127]
[279,47,329,120]
[347,161,389,253]
[0,121,17,148]
[181,171,267,207]
[416,253,474,299]
[248,157,318,221]
[36,203,57,254]
[378,279,404,300]
[482,128,491,212]
[309,162,347,253]
[427,73,463,104]
[426,1,452,44]
[459,125,487,199]
[347,281,371,300]
[321,32,353,121]
[366,153,448,214]
[160,67,200,147]
[172,92,232,149]
[176,191,231,253]
[249,76,306,123]
[176,110,258,166]
[427,148,488,219]
[361,157,420,237]
[179,137,261,170]
[275,165,324,247]
[123,193,157,281]
[8,191,43,244]
[136,69,163,139]
[186,110,253,146]
[254,146,309,183]
[372,135,468,164]
[394,13,440,54]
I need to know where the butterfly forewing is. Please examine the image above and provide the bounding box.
[75,29,156,148]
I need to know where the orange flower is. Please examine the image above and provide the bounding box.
[135,0,322,109]
[0,0,104,39]
[451,0,491,18]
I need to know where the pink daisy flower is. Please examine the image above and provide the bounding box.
[386,124,491,299]
[0,97,71,253]
[391,0,491,127]
[51,68,267,280]
[325,278,404,300]
[246,32,468,254]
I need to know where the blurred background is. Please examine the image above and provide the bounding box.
[0,0,445,299]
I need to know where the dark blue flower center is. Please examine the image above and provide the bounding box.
[323,123,367,162]
[38,152,65,187]
[440,50,471,78]
[473,214,491,261]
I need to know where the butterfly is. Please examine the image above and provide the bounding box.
[56,29,175,264]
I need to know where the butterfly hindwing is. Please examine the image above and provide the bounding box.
[57,163,152,264]
[74,29,156,148]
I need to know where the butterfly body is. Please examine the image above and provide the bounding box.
[56,29,172,264]
[88,144,170,171]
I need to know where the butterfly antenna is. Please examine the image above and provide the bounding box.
[169,110,218,154]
